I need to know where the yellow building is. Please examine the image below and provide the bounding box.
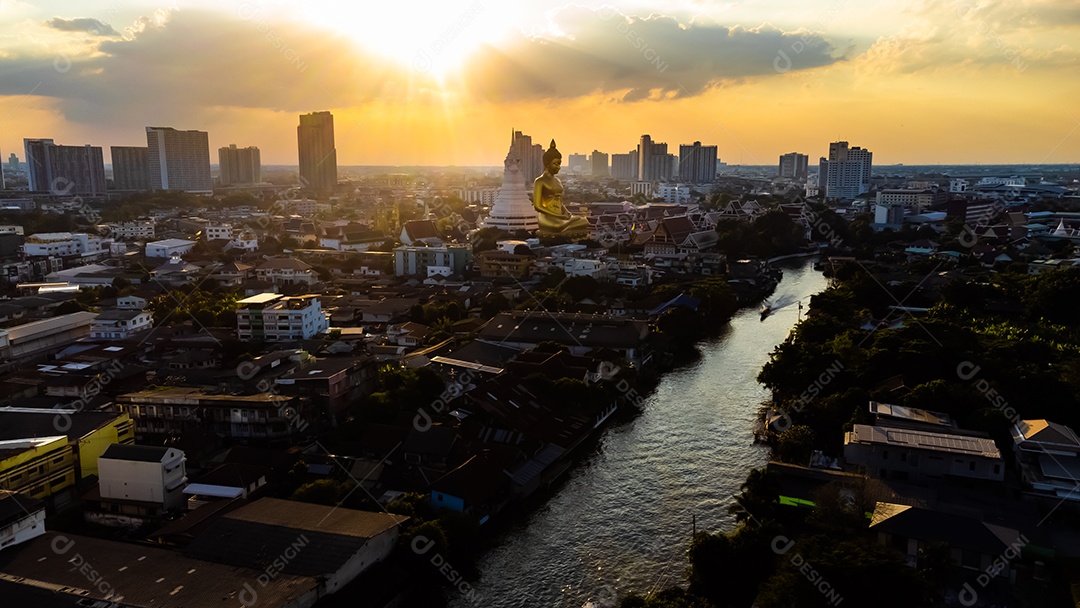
[75,412,135,477]
[0,436,77,501]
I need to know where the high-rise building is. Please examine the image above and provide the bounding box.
[590,150,609,177]
[6,153,16,173]
[511,130,543,186]
[678,141,718,184]
[611,151,638,181]
[637,135,669,182]
[145,127,212,193]
[24,139,106,195]
[110,146,150,191]
[778,152,809,180]
[818,141,872,200]
[218,144,262,186]
[297,112,337,192]
[568,153,587,173]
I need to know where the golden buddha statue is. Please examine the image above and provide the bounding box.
[533,140,590,234]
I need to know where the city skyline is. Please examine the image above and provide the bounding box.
[1,2,1078,166]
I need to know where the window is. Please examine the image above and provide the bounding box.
[993,464,1001,475]
[882,450,888,460]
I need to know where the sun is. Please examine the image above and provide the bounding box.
[299,0,512,79]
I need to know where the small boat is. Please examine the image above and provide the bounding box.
[760,303,772,320]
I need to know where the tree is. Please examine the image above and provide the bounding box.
[289,479,351,505]
[775,425,816,465]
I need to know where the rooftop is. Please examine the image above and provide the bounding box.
[0,532,317,607]
[847,424,1001,459]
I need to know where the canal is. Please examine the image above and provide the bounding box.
[449,257,829,608]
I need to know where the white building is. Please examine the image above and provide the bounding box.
[237,293,329,341]
[0,490,45,551]
[819,141,872,200]
[23,232,110,257]
[106,220,156,240]
[256,257,320,286]
[205,223,234,241]
[90,309,153,340]
[145,238,195,258]
[480,140,540,232]
[98,444,188,512]
[116,295,148,310]
[657,183,691,205]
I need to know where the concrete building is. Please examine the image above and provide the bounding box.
[89,309,153,340]
[237,293,329,341]
[477,250,533,280]
[678,141,717,184]
[106,219,155,240]
[145,238,195,258]
[778,152,809,180]
[637,134,669,182]
[874,204,905,225]
[657,183,691,205]
[844,424,1004,482]
[218,143,261,185]
[146,127,212,193]
[611,151,638,180]
[297,111,337,192]
[110,145,150,190]
[118,387,314,444]
[511,130,544,185]
[876,189,946,212]
[97,444,187,511]
[23,139,106,195]
[22,232,109,257]
[394,244,472,277]
[591,150,609,177]
[568,153,588,173]
[0,491,45,551]
[0,437,76,502]
[478,311,651,366]
[819,141,872,200]
[480,139,540,232]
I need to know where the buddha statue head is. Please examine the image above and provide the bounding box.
[542,139,562,174]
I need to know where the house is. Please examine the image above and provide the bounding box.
[1011,419,1080,503]
[869,502,1032,600]
[360,298,418,324]
[116,295,148,310]
[210,261,255,286]
[83,444,187,528]
[402,426,461,471]
[0,491,45,551]
[387,321,431,348]
[844,424,1005,482]
[256,257,320,286]
[89,308,153,340]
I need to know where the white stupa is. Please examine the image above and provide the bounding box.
[481,139,540,232]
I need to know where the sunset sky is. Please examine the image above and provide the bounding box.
[1,0,1078,166]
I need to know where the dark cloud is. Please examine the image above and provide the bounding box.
[0,7,845,129]
[45,17,119,37]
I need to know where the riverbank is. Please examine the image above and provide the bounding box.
[447,257,828,607]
